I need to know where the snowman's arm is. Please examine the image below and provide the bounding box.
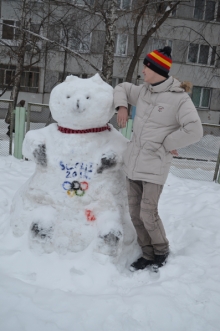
[97,128,128,174]
[97,152,118,174]
[22,128,47,166]
[97,148,124,174]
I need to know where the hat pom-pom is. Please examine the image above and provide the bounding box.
[163,46,172,57]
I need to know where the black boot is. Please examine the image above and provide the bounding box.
[130,257,154,271]
[152,253,169,272]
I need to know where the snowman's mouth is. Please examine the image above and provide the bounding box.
[74,108,85,113]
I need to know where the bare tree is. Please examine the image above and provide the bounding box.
[49,0,120,84]
[125,0,182,82]
[0,0,59,101]
[47,0,189,84]
[1,0,202,95]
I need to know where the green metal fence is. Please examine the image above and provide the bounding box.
[0,100,51,157]
[170,124,220,182]
[0,99,14,156]
[26,102,51,132]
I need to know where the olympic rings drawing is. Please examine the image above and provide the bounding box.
[63,180,89,197]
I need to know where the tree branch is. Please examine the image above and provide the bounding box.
[0,21,103,78]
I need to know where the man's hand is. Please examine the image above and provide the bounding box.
[117,106,128,128]
[170,150,178,156]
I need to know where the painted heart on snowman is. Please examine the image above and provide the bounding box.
[10,74,137,261]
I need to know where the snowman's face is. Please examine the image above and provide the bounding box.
[49,74,115,129]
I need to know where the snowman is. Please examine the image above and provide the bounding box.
[10,74,137,259]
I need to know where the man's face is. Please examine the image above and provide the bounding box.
[142,65,156,83]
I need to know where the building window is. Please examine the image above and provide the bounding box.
[0,65,16,88]
[1,20,19,40]
[170,6,177,16]
[61,30,91,53]
[191,86,211,108]
[21,69,39,89]
[151,38,173,51]
[71,33,91,52]
[117,0,131,10]
[187,44,216,66]
[115,34,128,56]
[157,0,168,14]
[112,77,123,88]
[73,0,94,5]
[0,65,39,91]
[29,23,41,42]
[194,0,220,21]
[5,68,15,85]
[217,1,220,20]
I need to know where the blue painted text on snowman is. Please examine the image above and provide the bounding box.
[59,161,94,180]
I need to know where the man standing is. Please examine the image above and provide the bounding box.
[114,46,203,271]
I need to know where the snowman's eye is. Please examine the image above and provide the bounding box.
[86,96,90,99]
[67,96,70,98]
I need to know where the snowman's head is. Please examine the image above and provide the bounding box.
[49,74,115,129]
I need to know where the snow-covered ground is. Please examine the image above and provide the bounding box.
[0,156,220,331]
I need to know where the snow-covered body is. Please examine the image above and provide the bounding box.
[11,74,137,258]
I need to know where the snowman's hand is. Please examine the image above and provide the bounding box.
[33,144,47,167]
[22,130,46,161]
[97,152,117,174]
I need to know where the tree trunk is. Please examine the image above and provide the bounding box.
[126,47,143,83]
[7,0,26,154]
[9,0,26,110]
[102,0,118,85]
[61,49,68,82]
[125,1,180,83]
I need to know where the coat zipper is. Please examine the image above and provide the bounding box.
[132,92,157,174]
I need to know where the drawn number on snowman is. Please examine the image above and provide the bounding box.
[60,161,94,180]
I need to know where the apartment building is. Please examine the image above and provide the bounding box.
[0,0,219,124]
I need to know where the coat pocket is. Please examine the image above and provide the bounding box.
[135,144,166,176]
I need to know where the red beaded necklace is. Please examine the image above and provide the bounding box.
[57,124,111,134]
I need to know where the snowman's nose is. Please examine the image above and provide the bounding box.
[77,100,79,109]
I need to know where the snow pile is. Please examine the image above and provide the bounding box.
[0,156,220,330]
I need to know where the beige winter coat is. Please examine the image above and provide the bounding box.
[114,76,203,185]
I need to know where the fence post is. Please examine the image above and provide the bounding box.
[9,102,14,155]
[213,148,220,182]
[26,103,31,133]
[14,107,26,159]
[120,119,133,140]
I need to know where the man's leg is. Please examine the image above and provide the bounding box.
[140,181,169,257]
[126,178,154,261]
